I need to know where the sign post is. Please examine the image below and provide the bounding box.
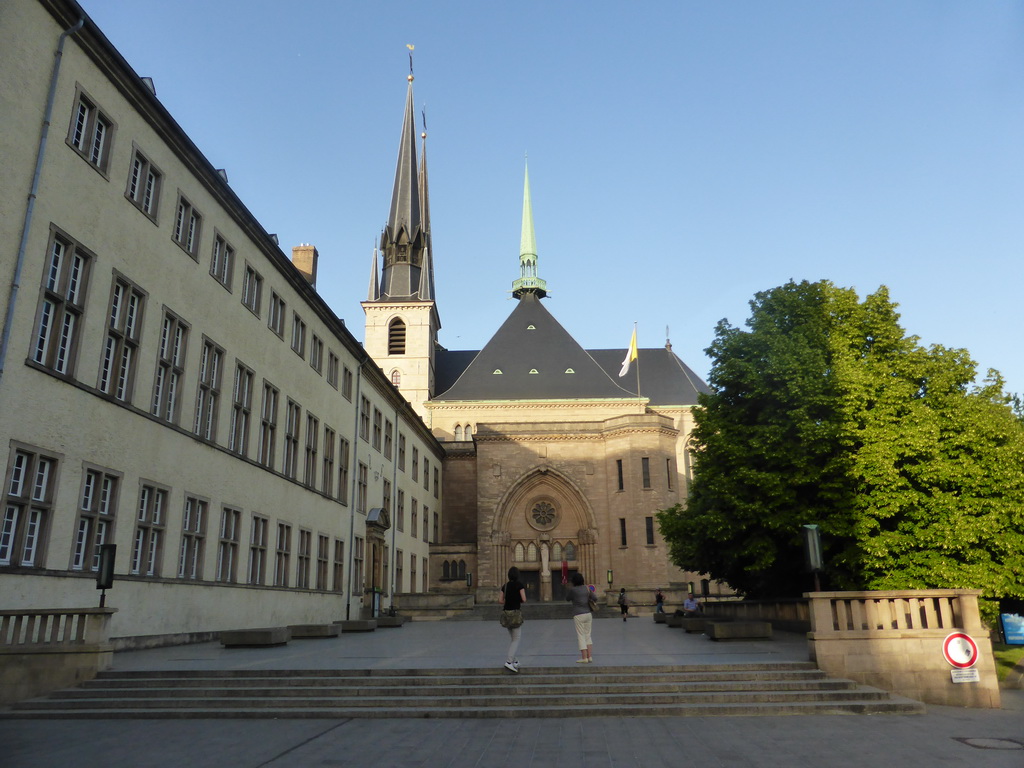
[942,632,981,684]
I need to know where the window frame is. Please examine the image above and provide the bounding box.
[125,143,162,220]
[31,228,93,377]
[98,273,145,403]
[130,482,167,577]
[172,193,203,259]
[2,445,59,568]
[67,85,115,174]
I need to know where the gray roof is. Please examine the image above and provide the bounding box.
[433,294,709,405]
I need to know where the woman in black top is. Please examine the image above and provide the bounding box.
[500,566,526,672]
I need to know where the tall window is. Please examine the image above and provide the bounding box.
[434,468,439,499]
[296,529,312,589]
[248,515,268,585]
[357,463,368,514]
[68,89,113,171]
[382,479,391,516]
[384,420,393,460]
[396,489,405,532]
[241,264,262,315]
[645,516,655,546]
[412,447,419,482]
[274,522,291,587]
[99,275,144,402]
[268,291,285,337]
[2,447,57,567]
[398,434,406,472]
[152,311,188,423]
[126,146,161,218]
[310,334,323,374]
[172,195,202,258]
[130,484,166,577]
[388,318,406,354]
[33,232,91,375]
[422,557,428,592]
[353,536,364,594]
[72,468,119,571]
[327,351,339,389]
[341,366,353,400]
[423,457,429,491]
[410,555,417,594]
[178,496,206,580]
[666,458,674,490]
[422,506,429,542]
[395,549,404,593]
[210,234,233,288]
[359,397,370,442]
[337,438,350,505]
[216,507,241,583]
[228,363,254,456]
[372,408,382,451]
[642,457,651,489]
[433,511,439,542]
[283,400,301,479]
[391,370,401,387]
[322,427,336,497]
[332,538,345,592]
[290,313,306,358]
[316,534,330,590]
[258,381,278,468]
[619,518,628,547]
[616,459,624,491]
[303,413,319,488]
[411,499,418,539]
[193,338,224,441]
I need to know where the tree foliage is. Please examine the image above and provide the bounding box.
[659,280,1024,613]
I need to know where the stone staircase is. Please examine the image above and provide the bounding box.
[3,663,924,719]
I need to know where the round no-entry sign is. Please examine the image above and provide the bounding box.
[942,632,979,669]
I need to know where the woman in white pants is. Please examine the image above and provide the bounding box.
[566,572,594,663]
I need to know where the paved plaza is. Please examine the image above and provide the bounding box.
[2,616,1022,768]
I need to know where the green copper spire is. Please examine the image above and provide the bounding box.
[512,160,548,299]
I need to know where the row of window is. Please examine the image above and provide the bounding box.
[512,540,579,563]
[358,396,440,497]
[619,516,658,547]
[615,457,676,491]
[1,443,429,594]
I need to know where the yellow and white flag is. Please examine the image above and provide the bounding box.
[618,327,638,377]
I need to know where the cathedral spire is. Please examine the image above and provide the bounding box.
[416,116,435,301]
[512,159,548,299]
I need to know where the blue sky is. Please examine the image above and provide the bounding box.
[83,1,1024,396]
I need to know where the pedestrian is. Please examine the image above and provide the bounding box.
[499,566,526,672]
[618,587,630,621]
[654,588,665,614]
[566,572,594,663]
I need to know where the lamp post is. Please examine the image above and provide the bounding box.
[606,569,613,587]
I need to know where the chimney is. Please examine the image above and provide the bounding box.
[292,244,319,287]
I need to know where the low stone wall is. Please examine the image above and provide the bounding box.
[0,608,116,705]
[806,589,1000,708]
[394,591,475,620]
[701,598,810,633]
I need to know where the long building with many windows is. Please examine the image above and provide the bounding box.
[0,0,442,645]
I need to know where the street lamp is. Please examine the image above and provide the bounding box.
[606,569,613,586]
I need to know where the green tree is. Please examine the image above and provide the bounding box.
[659,280,1024,614]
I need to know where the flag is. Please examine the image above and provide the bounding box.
[618,328,638,377]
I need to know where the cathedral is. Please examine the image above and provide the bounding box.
[362,73,711,607]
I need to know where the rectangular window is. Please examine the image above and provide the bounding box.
[357,462,367,514]
[411,499,418,539]
[396,489,405,532]
[228,362,254,456]
[316,534,330,591]
[372,408,382,451]
[98,275,144,402]
[247,515,268,585]
[616,459,624,491]
[422,557,428,592]
[210,233,233,288]
[310,334,323,374]
[283,399,301,479]
[642,457,651,489]
[130,483,166,577]
[666,458,674,490]
[72,467,119,571]
[619,518,628,547]
[433,511,439,543]
[193,338,224,441]
[332,538,345,592]
[172,194,202,258]
[2,447,57,567]
[258,381,278,468]
[178,496,207,580]
[410,555,417,594]
[274,522,291,587]
[68,88,114,171]
[216,507,241,583]
[382,479,391,517]
[422,506,429,542]
[423,457,429,491]
[412,447,419,482]
[304,413,319,489]
[296,529,312,589]
[434,468,439,499]
[359,397,370,442]
[241,264,262,315]
[290,313,306,358]
[322,426,336,497]
[353,536,364,594]
[341,366,353,400]
[152,310,188,424]
[395,549,404,593]
[384,420,393,460]
[268,291,285,337]
[645,516,655,546]
[32,232,91,375]
[337,438,350,505]
[327,351,339,389]
[126,146,161,218]
[398,434,406,472]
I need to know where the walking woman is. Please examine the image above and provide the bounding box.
[566,573,594,663]
[499,566,526,672]
[618,587,630,620]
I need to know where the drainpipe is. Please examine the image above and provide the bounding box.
[0,17,84,387]
[345,362,364,620]
[388,400,400,613]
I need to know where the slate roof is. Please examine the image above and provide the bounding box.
[433,294,710,406]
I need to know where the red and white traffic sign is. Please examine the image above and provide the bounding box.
[942,632,979,669]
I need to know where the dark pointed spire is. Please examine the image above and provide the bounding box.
[366,244,380,301]
[416,113,435,301]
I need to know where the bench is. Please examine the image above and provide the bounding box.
[653,613,667,624]
[337,620,377,632]
[707,621,772,640]
[680,618,710,633]
[220,627,290,647]
[288,624,340,639]
[375,616,407,628]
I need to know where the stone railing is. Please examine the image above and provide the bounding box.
[702,598,810,632]
[806,590,999,708]
[0,608,117,705]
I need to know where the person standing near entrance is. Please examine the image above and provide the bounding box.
[618,587,630,621]
[566,573,594,663]
[499,566,526,672]
[654,589,665,614]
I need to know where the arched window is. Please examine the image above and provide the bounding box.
[464,424,473,438]
[526,542,538,562]
[391,369,401,387]
[454,425,463,440]
[551,542,563,561]
[514,543,525,562]
[564,542,576,561]
[458,560,467,579]
[442,561,451,580]
[388,318,407,355]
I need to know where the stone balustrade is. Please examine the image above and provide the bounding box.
[0,607,117,705]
